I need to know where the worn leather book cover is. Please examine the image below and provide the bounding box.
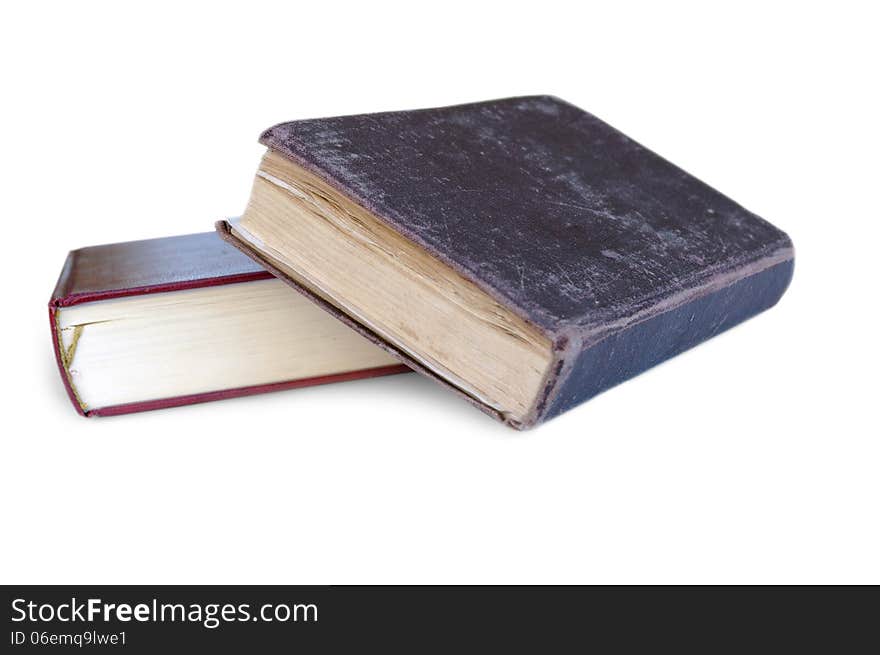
[219,95,794,429]
[50,232,407,417]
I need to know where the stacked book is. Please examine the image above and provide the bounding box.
[50,96,794,429]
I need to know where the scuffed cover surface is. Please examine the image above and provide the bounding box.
[260,96,794,334]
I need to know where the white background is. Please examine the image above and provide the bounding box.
[1,1,877,584]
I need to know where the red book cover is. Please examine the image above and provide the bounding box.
[50,231,407,416]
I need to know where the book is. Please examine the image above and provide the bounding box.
[50,231,407,416]
[219,95,794,429]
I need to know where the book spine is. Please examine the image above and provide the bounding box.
[49,250,88,416]
[541,257,795,424]
[50,309,87,415]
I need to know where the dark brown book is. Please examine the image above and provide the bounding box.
[219,95,794,429]
[50,231,406,416]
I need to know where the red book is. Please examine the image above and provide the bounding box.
[50,231,407,416]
